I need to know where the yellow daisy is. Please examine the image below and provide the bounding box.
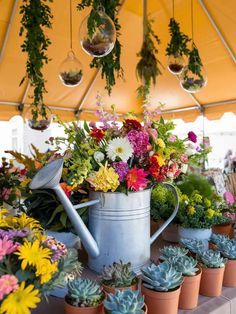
[15,240,51,270]
[0,282,40,314]
[156,138,165,148]
[36,259,58,284]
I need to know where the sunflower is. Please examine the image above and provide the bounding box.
[0,281,40,314]
[15,240,51,270]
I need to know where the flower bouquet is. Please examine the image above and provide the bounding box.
[0,208,82,314]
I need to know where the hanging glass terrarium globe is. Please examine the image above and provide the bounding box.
[180,63,207,93]
[24,103,52,131]
[167,53,185,75]
[79,7,116,57]
[59,51,83,87]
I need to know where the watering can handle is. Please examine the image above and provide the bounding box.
[150,182,179,245]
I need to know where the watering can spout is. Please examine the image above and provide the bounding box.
[29,158,100,258]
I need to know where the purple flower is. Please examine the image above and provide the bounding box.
[168,135,177,142]
[0,228,29,239]
[127,130,149,157]
[43,236,67,262]
[188,131,197,143]
[113,162,129,182]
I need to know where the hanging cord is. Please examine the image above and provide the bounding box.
[70,0,73,50]
[172,0,175,19]
[191,0,194,45]
[143,0,147,41]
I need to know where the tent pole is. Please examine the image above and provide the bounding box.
[0,0,19,63]
[198,0,236,64]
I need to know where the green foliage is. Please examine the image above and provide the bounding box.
[167,255,198,276]
[159,245,188,261]
[66,278,103,307]
[136,18,162,99]
[217,240,236,260]
[77,0,123,94]
[19,0,53,120]
[102,260,137,288]
[188,43,203,78]
[104,290,145,314]
[180,238,205,255]
[210,234,229,246]
[166,18,190,57]
[197,250,227,268]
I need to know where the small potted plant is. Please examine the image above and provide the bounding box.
[59,70,83,87]
[64,278,104,314]
[209,233,229,250]
[167,255,201,310]
[180,238,205,256]
[103,289,147,314]
[101,260,139,294]
[217,240,236,287]
[159,245,188,261]
[141,262,183,314]
[166,18,190,75]
[197,250,227,297]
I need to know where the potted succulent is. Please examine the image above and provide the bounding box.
[167,255,201,310]
[159,245,188,261]
[64,278,104,314]
[141,262,183,314]
[103,289,147,314]
[209,233,229,250]
[166,18,190,75]
[59,69,83,87]
[217,240,236,287]
[197,250,227,297]
[180,238,205,256]
[101,260,139,294]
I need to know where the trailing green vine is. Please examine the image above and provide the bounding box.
[77,0,123,95]
[136,18,162,100]
[19,0,53,121]
[188,43,203,79]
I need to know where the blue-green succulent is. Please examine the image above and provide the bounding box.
[159,245,188,261]
[198,250,227,268]
[210,234,229,246]
[167,255,199,276]
[180,238,205,255]
[217,240,236,260]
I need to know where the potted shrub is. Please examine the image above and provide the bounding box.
[141,262,183,314]
[64,278,104,314]
[198,250,227,297]
[167,255,201,309]
[159,245,188,261]
[101,260,139,294]
[103,289,147,314]
[217,240,236,287]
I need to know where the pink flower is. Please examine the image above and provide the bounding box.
[180,154,188,163]
[188,131,197,143]
[168,135,177,142]
[145,128,158,141]
[128,130,149,157]
[0,275,19,300]
[0,237,20,261]
[127,166,150,191]
[224,191,235,206]
[1,188,11,201]
[166,161,181,179]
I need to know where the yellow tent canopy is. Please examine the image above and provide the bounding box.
[0,0,236,122]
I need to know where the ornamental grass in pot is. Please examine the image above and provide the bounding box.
[101,260,139,294]
[103,289,147,314]
[141,262,183,314]
[64,278,104,314]
[197,250,227,297]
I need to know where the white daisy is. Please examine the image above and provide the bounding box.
[106,137,133,162]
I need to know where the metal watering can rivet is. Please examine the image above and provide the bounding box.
[29,158,179,273]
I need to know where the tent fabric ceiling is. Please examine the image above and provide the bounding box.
[0,0,236,122]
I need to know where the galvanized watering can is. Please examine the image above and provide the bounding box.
[30,158,179,273]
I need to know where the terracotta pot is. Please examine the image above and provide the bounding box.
[178,267,202,310]
[102,280,139,294]
[229,223,235,239]
[199,266,225,297]
[141,283,181,314]
[161,223,180,243]
[104,303,148,314]
[64,300,103,314]
[212,223,232,237]
[223,259,236,287]
[150,220,161,236]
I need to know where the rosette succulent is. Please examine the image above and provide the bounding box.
[141,262,183,292]
[167,255,199,276]
[217,240,236,260]
[159,245,188,261]
[210,234,229,246]
[198,250,227,268]
[180,238,205,255]
[103,289,145,314]
[66,278,103,307]
[102,260,137,288]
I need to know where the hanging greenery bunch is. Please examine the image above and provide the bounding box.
[77,0,123,95]
[19,0,53,122]
[136,18,162,100]
[187,43,203,79]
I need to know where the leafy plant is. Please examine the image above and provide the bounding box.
[187,43,203,78]
[66,278,104,307]
[180,238,205,255]
[136,18,162,99]
[104,289,145,314]
[77,0,123,94]
[210,234,229,246]
[159,245,188,261]
[167,255,198,276]
[197,250,227,268]
[19,0,53,121]
[102,260,137,288]
[141,262,183,292]
[166,18,190,57]
[216,240,236,260]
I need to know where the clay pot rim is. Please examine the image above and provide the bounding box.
[141,281,181,297]
[201,265,225,273]
[104,304,147,314]
[64,294,105,310]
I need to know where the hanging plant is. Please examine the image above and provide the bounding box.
[77,0,123,95]
[136,18,162,100]
[180,43,207,93]
[166,18,190,74]
[19,0,53,130]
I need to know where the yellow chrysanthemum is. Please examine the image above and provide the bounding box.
[20,178,31,188]
[36,259,58,284]
[204,199,211,208]
[156,138,165,149]
[15,240,51,270]
[153,154,165,167]
[0,282,40,314]
[16,213,42,232]
[205,208,215,219]
[187,206,196,216]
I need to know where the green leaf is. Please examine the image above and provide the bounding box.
[47,204,64,226]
